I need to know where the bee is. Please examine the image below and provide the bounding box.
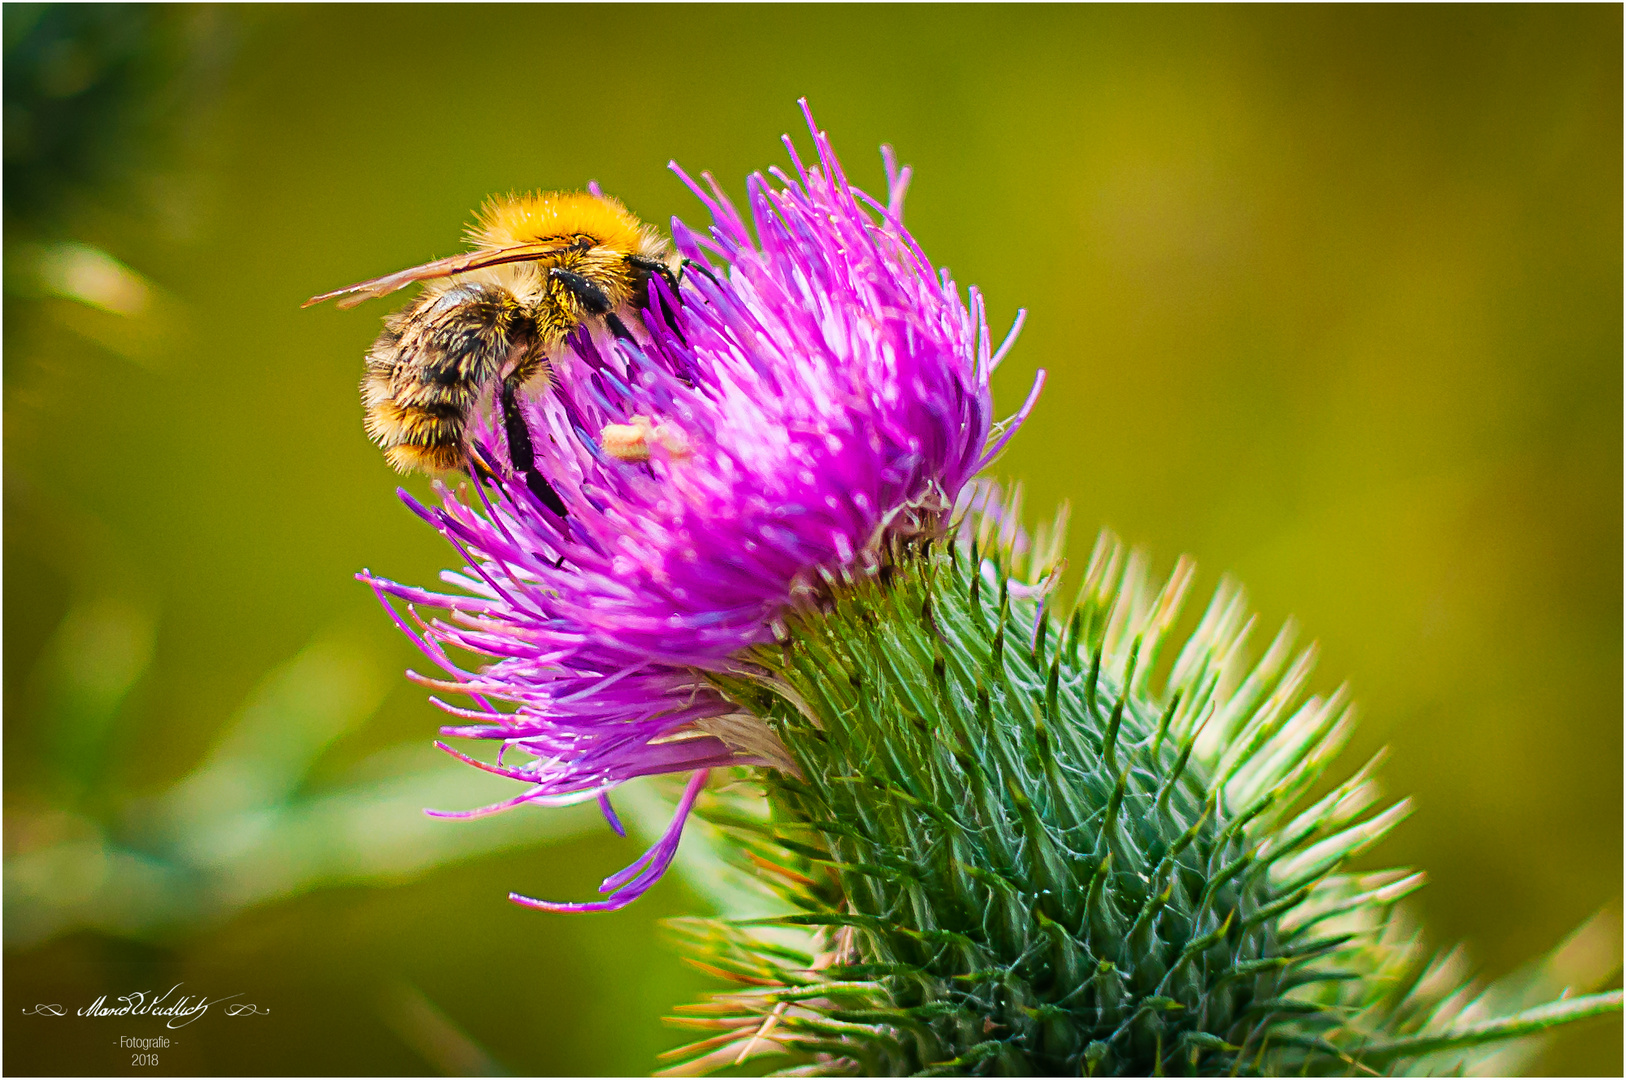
[305,190,681,515]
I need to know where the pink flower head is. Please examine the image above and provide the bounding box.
[363,103,1043,911]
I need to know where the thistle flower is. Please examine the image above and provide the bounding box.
[362,102,1043,913]
[365,108,1618,1073]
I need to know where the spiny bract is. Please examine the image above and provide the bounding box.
[660,489,1619,1077]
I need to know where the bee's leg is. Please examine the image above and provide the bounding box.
[628,255,684,304]
[549,267,612,314]
[498,378,568,517]
[549,267,636,343]
[626,256,689,346]
[466,444,503,485]
[678,257,720,287]
[656,263,683,298]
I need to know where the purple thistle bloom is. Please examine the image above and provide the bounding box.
[362,103,1044,912]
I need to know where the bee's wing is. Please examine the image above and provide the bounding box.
[303,240,580,309]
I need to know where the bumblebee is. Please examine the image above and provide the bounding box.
[305,191,680,515]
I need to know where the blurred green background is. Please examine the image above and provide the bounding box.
[4,4,1619,1075]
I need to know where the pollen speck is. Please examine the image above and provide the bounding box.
[601,415,689,462]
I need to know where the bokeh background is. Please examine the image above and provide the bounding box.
[4,5,1620,1075]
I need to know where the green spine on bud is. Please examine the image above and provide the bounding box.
[663,503,1621,1077]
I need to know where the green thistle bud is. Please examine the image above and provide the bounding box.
[662,493,1620,1077]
